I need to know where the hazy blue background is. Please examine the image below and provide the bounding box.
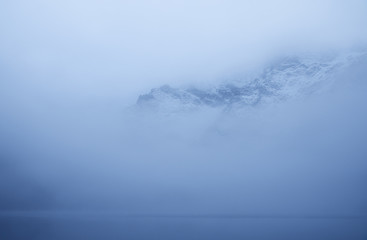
[1,0,367,239]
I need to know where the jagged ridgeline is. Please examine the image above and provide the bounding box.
[136,51,366,111]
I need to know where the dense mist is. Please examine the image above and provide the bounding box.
[1,0,367,239]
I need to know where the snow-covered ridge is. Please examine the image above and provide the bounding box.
[136,51,367,111]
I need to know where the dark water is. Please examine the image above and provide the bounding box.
[1,212,367,240]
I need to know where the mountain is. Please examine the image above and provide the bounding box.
[136,51,366,112]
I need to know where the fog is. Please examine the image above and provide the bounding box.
[1,0,367,98]
[1,0,367,239]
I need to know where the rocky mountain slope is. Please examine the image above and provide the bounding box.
[136,51,366,111]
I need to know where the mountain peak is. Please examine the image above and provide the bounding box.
[136,51,367,112]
